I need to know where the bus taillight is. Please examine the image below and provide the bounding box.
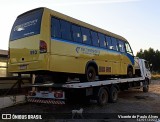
[53,91,63,98]
[40,40,47,53]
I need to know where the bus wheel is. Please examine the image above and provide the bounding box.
[127,67,133,78]
[109,86,118,103]
[80,66,96,82]
[97,88,108,106]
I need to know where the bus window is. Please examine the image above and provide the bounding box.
[60,20,72,41]
[10,8,43,41]
[71,24,82,43]
[99,33,106,48]
[105,36,112,49]
[51,18,61,38]
[125,42,133,55]
[81,27,91,45]
[111,37,118,51]
[118,40,125,53]
[91,31,99,47]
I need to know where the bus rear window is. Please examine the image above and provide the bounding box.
[10,8,43,41]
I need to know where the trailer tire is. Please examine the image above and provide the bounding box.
[109,86,118,103]
[143,79,149,92]
[97,88,108,106]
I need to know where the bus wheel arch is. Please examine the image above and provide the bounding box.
[86,61,98,75]
[127,65,133,78]
[80,61,98,82]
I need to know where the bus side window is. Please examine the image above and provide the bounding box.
[51,17,61,38]
[71,24,82,43]
[125,42,133,55]
[118,40,125,53]
[111,37,119,51]
[105,36,112,49]
[91,31,99,47]
[99,33,106,48]
[81,27,91,45]
[60,20,72,41]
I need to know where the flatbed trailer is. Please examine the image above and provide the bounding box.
[27,59,151,105]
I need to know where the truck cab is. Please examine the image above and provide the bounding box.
[134,57,151,80]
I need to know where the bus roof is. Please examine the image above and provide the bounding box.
[18,7,128,42]
[45,7,128,42]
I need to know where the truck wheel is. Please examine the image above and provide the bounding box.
[109,86,118,103]
[80,66,96,82]
[97,88,108,106]
[127,67,133,78]
[143,80,149,92]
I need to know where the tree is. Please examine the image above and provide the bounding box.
[136,48,160,72]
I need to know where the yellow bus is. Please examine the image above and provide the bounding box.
[8,7,135,82]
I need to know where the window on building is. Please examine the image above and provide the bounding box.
[0,61,7,77]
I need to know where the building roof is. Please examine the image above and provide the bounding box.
[0,50,8,56]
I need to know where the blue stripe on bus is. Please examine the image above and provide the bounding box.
[51,38,134,65]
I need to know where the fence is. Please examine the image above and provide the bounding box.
[0,76,32,96]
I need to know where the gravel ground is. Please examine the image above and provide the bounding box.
[0,80,160,122]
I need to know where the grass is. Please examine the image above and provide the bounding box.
[151,73,160,80]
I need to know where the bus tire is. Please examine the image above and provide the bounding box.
[127,67,133,78]
[97,88,108,106]
[80,66,96,82]
[109,86,118,103]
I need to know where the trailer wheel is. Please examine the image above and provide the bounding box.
[97,88,108,106]
[109,86,118,103]
[143,79,149,92]
[80,66,96,82]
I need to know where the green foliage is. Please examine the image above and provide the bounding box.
[136,48,160,72]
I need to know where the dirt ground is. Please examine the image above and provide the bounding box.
[0,80,160,122]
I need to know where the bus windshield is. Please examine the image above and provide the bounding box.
[9,8,43,41]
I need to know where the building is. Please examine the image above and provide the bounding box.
[0,50,8,77]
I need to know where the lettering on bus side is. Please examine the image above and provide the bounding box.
[76,47,100,55]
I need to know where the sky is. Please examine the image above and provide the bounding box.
[0,0,160,55]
